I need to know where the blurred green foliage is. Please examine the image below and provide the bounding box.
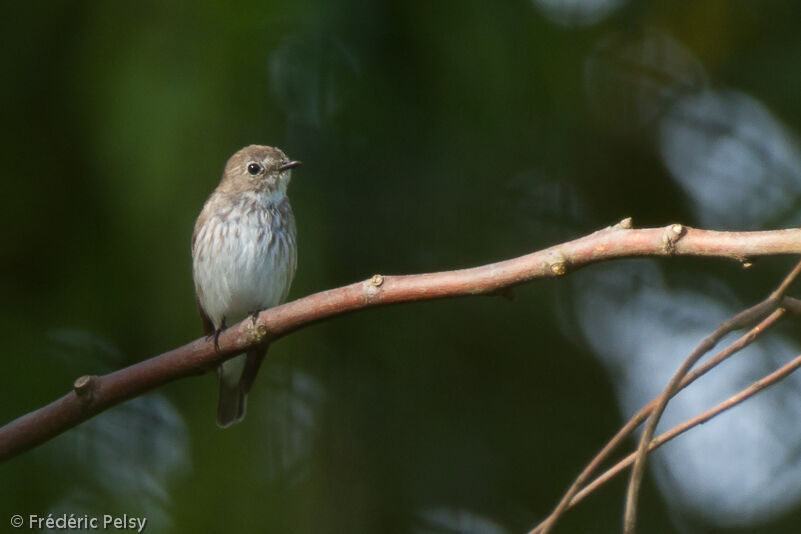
[3,1,801,533]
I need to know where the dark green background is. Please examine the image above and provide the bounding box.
[3,1,801,533]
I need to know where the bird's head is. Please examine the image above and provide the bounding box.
[219,145,300,195]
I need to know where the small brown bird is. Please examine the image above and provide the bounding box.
[192,145,299,427]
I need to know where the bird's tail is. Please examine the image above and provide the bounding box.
[216,346,268,428]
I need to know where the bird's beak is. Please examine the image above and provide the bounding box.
[278,160,302,171]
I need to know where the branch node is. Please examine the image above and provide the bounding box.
[73,375,96,402]
[256,324,269,339]
[246,321,270,344]
[662,223,686,254]
[362,274,386,301]
[549,254,568,276]
[616,217,633,229]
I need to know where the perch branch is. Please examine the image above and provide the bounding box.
[3,222,801,463]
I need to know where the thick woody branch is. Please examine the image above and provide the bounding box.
[3,222,801,462]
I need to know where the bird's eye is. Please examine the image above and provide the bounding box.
[247,163,262,175]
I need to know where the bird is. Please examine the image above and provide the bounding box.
[191,145,299,427]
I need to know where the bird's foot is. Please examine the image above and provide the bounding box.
[205,317,227,352]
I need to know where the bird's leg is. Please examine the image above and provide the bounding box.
[213,329,222,352]
[206,317,227,352]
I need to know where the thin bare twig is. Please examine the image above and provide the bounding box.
[531,307,787,534]
[623,259,801,534]
[573,348,801,506]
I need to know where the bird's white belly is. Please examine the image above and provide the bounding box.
[193,207,295,330]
